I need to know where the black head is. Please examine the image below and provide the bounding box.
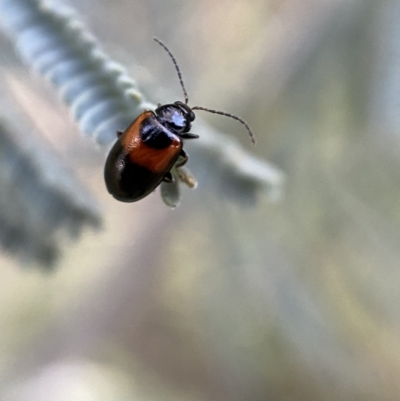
[155,101,195,134]
[154,38,256,144]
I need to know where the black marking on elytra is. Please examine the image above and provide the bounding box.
[105,140,165,202]
[119,158,158,200]
[140,116,174,149]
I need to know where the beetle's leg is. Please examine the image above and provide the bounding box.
[163,171,175,183]
[180,133,199,140]
[117,130,123,138]
[175,149,189,168]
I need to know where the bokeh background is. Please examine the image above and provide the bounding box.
[1,0,400,400]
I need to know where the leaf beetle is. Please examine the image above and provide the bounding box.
[104,38,255,203]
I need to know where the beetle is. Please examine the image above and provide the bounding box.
[104,38,255,203]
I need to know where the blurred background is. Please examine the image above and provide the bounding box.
[1,0,400,400]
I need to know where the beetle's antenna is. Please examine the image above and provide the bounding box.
[192,106,256,144]
[154,37,189,105]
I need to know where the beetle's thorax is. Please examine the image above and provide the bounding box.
[155,101,195,133]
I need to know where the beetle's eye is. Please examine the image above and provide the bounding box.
[189,111,195,121]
